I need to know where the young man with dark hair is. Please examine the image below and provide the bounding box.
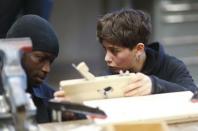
[6,14,58,123]
[96,9,197,96]
[55,9,198,100]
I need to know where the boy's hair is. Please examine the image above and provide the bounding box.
[97,9,152,49]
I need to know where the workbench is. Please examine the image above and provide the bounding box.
[40,91,198,131]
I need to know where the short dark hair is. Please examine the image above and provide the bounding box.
[97,9,152,49]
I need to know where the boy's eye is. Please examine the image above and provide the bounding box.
[110,48,121,54]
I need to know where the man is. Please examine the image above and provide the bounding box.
[96,9,198,96]
[6,14,58,123]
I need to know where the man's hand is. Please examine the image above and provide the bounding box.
[53,89,71,102]
[53,89,79,120]
[124,72,152,96]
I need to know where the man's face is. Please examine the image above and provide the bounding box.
[22,51,56,86]
[102,41,137,73]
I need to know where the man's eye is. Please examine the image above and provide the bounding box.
[35,56,45,62]
[38,57,44,62]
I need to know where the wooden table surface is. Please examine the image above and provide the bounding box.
[169,121,198,131]
[39,120,198,131]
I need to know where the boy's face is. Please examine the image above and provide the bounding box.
[102,41,137,73]
[22,51,56,86]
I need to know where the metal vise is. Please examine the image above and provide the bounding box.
[0,38,37,131]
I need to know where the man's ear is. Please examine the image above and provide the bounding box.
[20,51,29,65]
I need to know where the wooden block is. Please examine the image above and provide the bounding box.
[72,62,95,80]
[60,73,135,103]
[104,122,169,131]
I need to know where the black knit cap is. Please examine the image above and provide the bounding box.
[6,15,59,57]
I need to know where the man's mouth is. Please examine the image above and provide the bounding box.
[35,77,43,83]
[35,75,45,84]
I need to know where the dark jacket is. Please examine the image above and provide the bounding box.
[141,42,197,94]
[30,83,86,123]
[30,83,55,123]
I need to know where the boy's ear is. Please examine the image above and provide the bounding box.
[136,43,145,50]
[135,43,145,54]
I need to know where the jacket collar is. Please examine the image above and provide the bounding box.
[141,42,165,75]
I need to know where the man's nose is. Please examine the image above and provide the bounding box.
[42,61,50,73]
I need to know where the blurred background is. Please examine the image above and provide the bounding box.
[45,0,198,88]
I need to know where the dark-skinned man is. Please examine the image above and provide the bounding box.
[6,14,58,123]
